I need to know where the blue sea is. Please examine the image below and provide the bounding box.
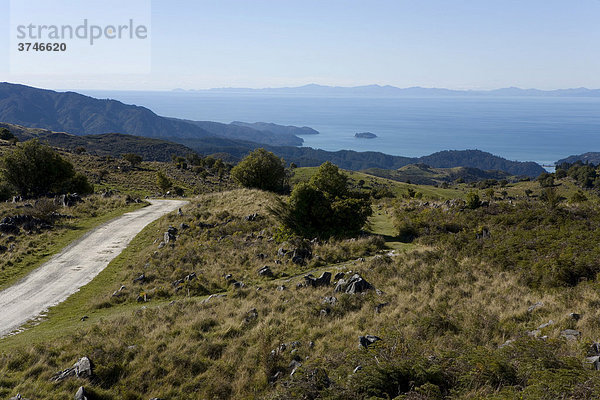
[82,91,600,166]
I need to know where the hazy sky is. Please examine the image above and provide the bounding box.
[1,0,599,91]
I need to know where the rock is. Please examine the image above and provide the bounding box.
[585,356,600,370]
[269,370,282,383]
[258,266,274,277]
[304,272,331,288]
[75,386,88,400]
[335,273,373,294]
[589,342,600,356]
[58,193,83,207]
[560,329,581,340]
[177,208,183,216]
[498,339,515,348]
[289,359,302,376]
[527,302,543,313]
[233,281,245,289]
[322,296,337,306]
[244,308,258,323]
[185,272,196,281]
[51,357,93,382]
[112,285,126,297]
[157,241,165,249]
[320,308,330,316]
[334,272,345,280]
[224,274,234,281]
[245,213,259,221]
[80,315,88,322]
[198,222,214,229]
[291,246,312,265]
[164,226,178,243]
[276,285,286,291]
[277,247,288,257]
[570,312,581,321]
[179,223,189,230]
[133,273,146,283]
[353,366,362,373]
[358,335,381,348]
[537,320,554,330]
[9,395,30,400]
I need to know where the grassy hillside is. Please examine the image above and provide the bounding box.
[1,152,599,399]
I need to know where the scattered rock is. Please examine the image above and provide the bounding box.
[179,223,189,230]
[233,281,245,289]
[353,366,363,373]
[276,285,286,291]
[75,386,88,400]
[335,273,373,294]
[334,272,345,280]
[133,273,146,283]
[80,316,88,322]
[570,312,581,321]
[9,394,30,400]
[304,272,331,288]
[358,335,381,348]
[244,308,258,323]
[57,193,83,207]
[245,213,259,221]
[185,272,197,281]
[258,266,274,277]
[527,302,543,313]
[51,357,93,382]
[320,308,330,317]
[498,339,515,348]
[112,285,126,297]
[537,320,554,330]
[277,247,288,257]
[164,226,178,243]
[177,208,183,216]
[224,274,234,281]
[322,296,337,306]
[560,329,581,340]
[585,355,600,370]
[289,359,302,376]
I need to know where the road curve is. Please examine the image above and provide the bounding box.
[0,199,188,337]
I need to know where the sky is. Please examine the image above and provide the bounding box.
[1,0,599,91]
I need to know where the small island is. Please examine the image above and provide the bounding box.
[355,132,377,139]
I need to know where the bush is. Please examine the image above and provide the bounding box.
[271,162,372,238]
[1,140,92,198]
[231,148,286,192]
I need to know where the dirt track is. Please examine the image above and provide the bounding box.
[0,199,187,337]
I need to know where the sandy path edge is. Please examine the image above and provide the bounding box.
[0,199,188,337]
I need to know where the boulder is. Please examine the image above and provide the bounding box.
[51,357,93,382]
[164,226,178,243]
[304,272,331,288]
[560,329,581,340]
[358,335,381,348]
[335,273,373,294]
[75,386,88,400]
[258,266,274,277]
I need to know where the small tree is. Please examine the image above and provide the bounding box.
[0,128,16,141]
[156,170,172,193]
[270,162,372,239]
[231,148,286,192]
[2,140,92,197]
[466,191,481,209]
[123,153,143,168]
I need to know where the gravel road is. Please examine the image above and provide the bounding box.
[0,199,187,337]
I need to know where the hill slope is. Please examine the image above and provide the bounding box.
[556,152,600,165]
[0,83,303,146]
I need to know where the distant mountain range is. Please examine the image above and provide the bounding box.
[0,83,547,177]
[180,84,600,97]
